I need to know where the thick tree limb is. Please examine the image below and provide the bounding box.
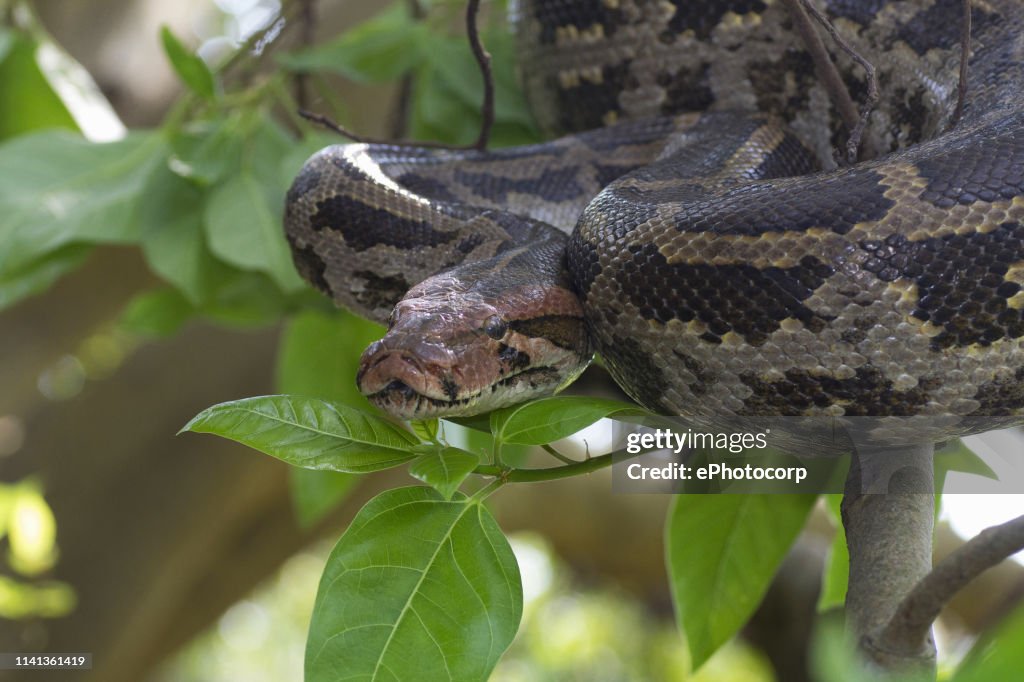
[880,513,1024,654]
[841,442,936,675]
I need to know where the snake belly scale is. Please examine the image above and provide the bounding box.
[284,0,1024,430]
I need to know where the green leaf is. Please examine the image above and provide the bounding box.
[279,5,428,83]
[275,309,384,405]
[276,310,385,525]
[0,32,76,139]
[0,243,90,311]
[289,469,359,529]
[0,28,13,62]
[810,620,877,682]
[306,487,521,682]
[953,604,1024,682]
[409,446,479,500]
[427,31,535,128]
[160,26,216,100]
[409,31,541,148]
[197,269,293,328]
[137,161,229,304]
[134,156,302,326]
[818,494,849,612]
[935,439,998,490]
[666,494,816,669]
[203,171,305,292]
[490,396,643,446]
[168,118,245,185]
[0,130,166,275]
[119,288,194,337]
[181,395,421,473]
[410,419,439,442]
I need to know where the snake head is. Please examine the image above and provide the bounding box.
[356,249,592,420]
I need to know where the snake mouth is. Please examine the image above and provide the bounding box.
[365,379,472,419]
[362,366,562,420]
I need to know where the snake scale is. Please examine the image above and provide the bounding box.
[284,0,1024,434]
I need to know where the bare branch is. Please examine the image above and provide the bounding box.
[298,109,473,149]
[294,0,316,109]
[949,0,972,128]
[465,0,495,150]
[782,0,859,133]
[299,0,494,152]
[388,0,426,138]
[841,442,938,675]
[784,0,879,163]
[541,444,579,465]
[879,513,1024,653]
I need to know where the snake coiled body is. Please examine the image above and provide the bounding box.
[285,0,1024,430]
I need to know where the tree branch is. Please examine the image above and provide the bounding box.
[841,441,936,675]
[541,443,579,465]
[298,110,479,149]
[301,0,495,151]
[465,0,494,150]
[388,0,426,138]
[783,0,879,163]
[949,0,972,128]
[473,446,640,483]
[781,0,859,133]
[880,513,1024,653]
[294,0,316,110]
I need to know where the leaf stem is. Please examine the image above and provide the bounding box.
[470,477,506,501]
[473,446,642,483]
[541,443,579,465]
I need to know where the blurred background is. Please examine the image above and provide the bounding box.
[1,0,1023,680]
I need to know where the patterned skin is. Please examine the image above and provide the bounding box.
[285,0,1024,430]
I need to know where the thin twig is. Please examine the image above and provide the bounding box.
[299,109,477,149]
[782,0,859,133]
[879,513,1024,654]
[473,446,643,483]
[541,444,579,465]
[389,0,426,138]
[300,0,495,151]
[295,0,316,109]
[785,0,879,163]
[465,0,494,150]
[949,0,972,128]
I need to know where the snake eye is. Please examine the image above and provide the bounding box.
[483,315,508,340]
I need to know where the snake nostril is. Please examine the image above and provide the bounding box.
[381,380,419,401]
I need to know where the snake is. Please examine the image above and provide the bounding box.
[284,0,1024,434]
